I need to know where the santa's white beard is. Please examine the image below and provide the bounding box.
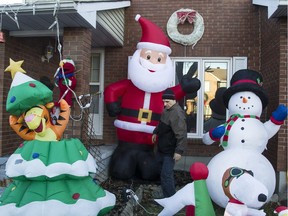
[128,50,174,93]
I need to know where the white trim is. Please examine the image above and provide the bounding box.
[76,1,131,28]
[77,1,131,12]
[90,48,105,137]
[0,1,77,12]
[171,57,235,138]
[0,1,130,30]
[114,119,155,134]
[0,1,131,13]
[6,153,96,178]
[78,10,97,28]
[0,193,116,216]
[232,57,247,74]
[137,42,172,55]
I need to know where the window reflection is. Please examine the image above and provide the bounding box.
[175,61,198,133]
[91,54,100,82]
[203,62,227,132]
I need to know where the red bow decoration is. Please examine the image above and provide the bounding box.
[177,11,196,24]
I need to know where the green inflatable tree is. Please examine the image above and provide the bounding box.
[0,59,115,216]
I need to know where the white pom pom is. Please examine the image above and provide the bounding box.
[135,14,141,21]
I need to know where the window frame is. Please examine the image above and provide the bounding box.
[90,48,105,137]
[171,57,235,138]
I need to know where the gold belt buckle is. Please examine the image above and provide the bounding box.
[138,108,152,123]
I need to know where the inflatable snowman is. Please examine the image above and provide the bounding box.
[203,69,287,208]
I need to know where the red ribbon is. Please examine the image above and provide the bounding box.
[176,11,196,24]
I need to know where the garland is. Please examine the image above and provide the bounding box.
[167,8,205,48]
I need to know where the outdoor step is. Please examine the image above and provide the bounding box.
[88,144,117,183]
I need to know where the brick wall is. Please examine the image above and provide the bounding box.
[61,28,92,139]
[277,19,288,171]
[259,6,287,171]
[103,0,262,156]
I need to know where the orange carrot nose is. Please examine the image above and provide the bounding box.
[242,97,248,103]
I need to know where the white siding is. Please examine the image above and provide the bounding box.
[97,8,125,45]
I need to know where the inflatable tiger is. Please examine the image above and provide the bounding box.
[9,99,70,141]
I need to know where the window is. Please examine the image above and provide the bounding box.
[90,49,105,137]
[172,57,246,138]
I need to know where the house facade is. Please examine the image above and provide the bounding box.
[0,0,287,193]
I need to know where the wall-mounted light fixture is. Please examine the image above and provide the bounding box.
[41,43,54,62]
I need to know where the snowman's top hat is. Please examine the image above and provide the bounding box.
[223,69,268,109]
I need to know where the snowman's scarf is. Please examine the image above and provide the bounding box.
[221,114,260,147]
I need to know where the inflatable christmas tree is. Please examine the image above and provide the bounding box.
[0,59,115,216]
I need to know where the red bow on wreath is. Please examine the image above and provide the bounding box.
[177,11,196,24]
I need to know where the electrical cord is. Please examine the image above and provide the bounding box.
[125,188,186,215]
[51,6,96,122]
[125,189,158,215]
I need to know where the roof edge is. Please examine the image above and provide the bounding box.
[253,0,287,18]
[76,1,130,28]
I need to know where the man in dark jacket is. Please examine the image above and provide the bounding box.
[152,89,187,197]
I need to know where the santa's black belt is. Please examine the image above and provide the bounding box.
[121,108,161,123]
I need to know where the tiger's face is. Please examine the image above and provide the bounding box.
[24,105,49,134]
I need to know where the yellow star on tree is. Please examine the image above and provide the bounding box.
[5,58,26,79]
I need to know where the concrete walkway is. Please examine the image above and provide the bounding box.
[174,155,212,172]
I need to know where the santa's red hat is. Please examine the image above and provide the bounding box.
[135,14,171,55]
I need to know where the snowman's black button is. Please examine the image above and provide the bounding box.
[241,139,245,143]
[241,127,244,130]
[242,119,245,122]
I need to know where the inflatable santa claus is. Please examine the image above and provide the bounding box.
[104,14,201,180]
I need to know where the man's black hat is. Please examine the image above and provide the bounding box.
[162,88,175,100]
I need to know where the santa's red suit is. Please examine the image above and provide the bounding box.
[105,79,186,145]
